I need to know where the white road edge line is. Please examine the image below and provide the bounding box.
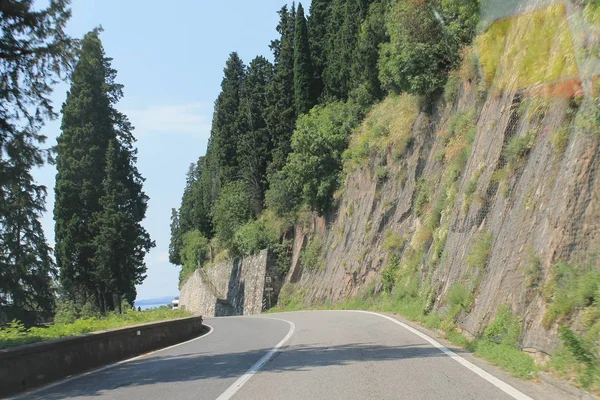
[216,317,296,400]
[347,310,534,400]
[8,323,215,400]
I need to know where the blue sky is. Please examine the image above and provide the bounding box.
[33,0,309,301]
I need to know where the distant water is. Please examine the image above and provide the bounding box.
[134,296,176,310]
[137,302,169,311]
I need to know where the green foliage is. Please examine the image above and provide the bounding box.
[0,308,192,350]
[270,102,359,215]
[543,261,600,328]
[381,255,401,293]
[560,326,596,367]
[238,56,274,214]
[323,0,369,100]
[344,94,419,168]
[266,5,297,176]
[551,125,570,155]
[466,231,494,269]
[524,248,542,288]
[276,284,307,311]
[550,326,600,390]
[447,284,472,310]
[414,178,434,216]
[444,72,461,105]
[179,230,209,286]
[232,220,278,257]
[350,0,390,105]
[383,230,406,253]
[474,339,538,379]
[440,0,480,46]
[264,168,303,216]
[55,30,153,312]
[483,306,521,346]
[213,181,254,249]
[491,168,510,197]
[503,130,537,171]
[442,112,476,185]
[302,237,324,271]
[379,0,459,96]
[0,0,76,315]
[294,3,317,115]
[374,166,389,182]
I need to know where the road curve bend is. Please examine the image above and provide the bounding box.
[13,310,567,400]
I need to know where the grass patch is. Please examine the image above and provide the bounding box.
[551,125,570,155]
[542,261,600,328]
[491,168,510,197]
[302,236,324,271]
[383,229,406,253]
[0,308,192,350]
[476,3,577,91]
[374,166,390,182]
[503,129,537,172]
[441,112,476,185]
[447,284,473,310]
[411,224,432,250]
[466,231,494,269]
[344,94,419,168]
[414,178,434,216]
[474,340,538,379]
[444,72,460,105]
[523,247,542,288]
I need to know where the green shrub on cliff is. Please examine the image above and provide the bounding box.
[466,231,493,269]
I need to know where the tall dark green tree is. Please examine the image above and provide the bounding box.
[170,157,212,267]
[55,30,152,312]
[308,0,331,101]
[212,52,246,187]
[0,0,76,317]
[266,4,297,177]
[93,138,153,312]
[379,0,459,95]
[169,208,182,265]
[323,0,371,100]
[350,0,390,105]
[238,56,273,214]
[55,30,114,307]
[293,3,316,115]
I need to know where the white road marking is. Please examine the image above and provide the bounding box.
[8,324,214,400]
[348,310,534,400]
[216,317,296,400]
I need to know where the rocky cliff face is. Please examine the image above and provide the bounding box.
[282,0,600,358]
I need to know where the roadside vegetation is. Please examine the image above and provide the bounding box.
[0,307,191,350]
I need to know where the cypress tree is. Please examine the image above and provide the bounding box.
[0,0,75,318]
[308,0,331,101]
[55,30,114,308]
[212,53,246,186]
[350,0,390,104]
[324,0,371,100]
[266,4,296,177]
[55,30,153,312]
[238,56,274,213]
[169,208,182,265]
[294,3,316,115]
[94,138,153,312]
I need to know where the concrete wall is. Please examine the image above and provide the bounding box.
[0,316,204,397]
[179,249,281,317]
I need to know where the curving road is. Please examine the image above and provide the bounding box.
[14,311,568,400]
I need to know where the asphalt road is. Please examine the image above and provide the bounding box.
[14,311,569,400]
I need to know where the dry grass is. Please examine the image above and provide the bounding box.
[477,3,578,92]
[344,94,420,168]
